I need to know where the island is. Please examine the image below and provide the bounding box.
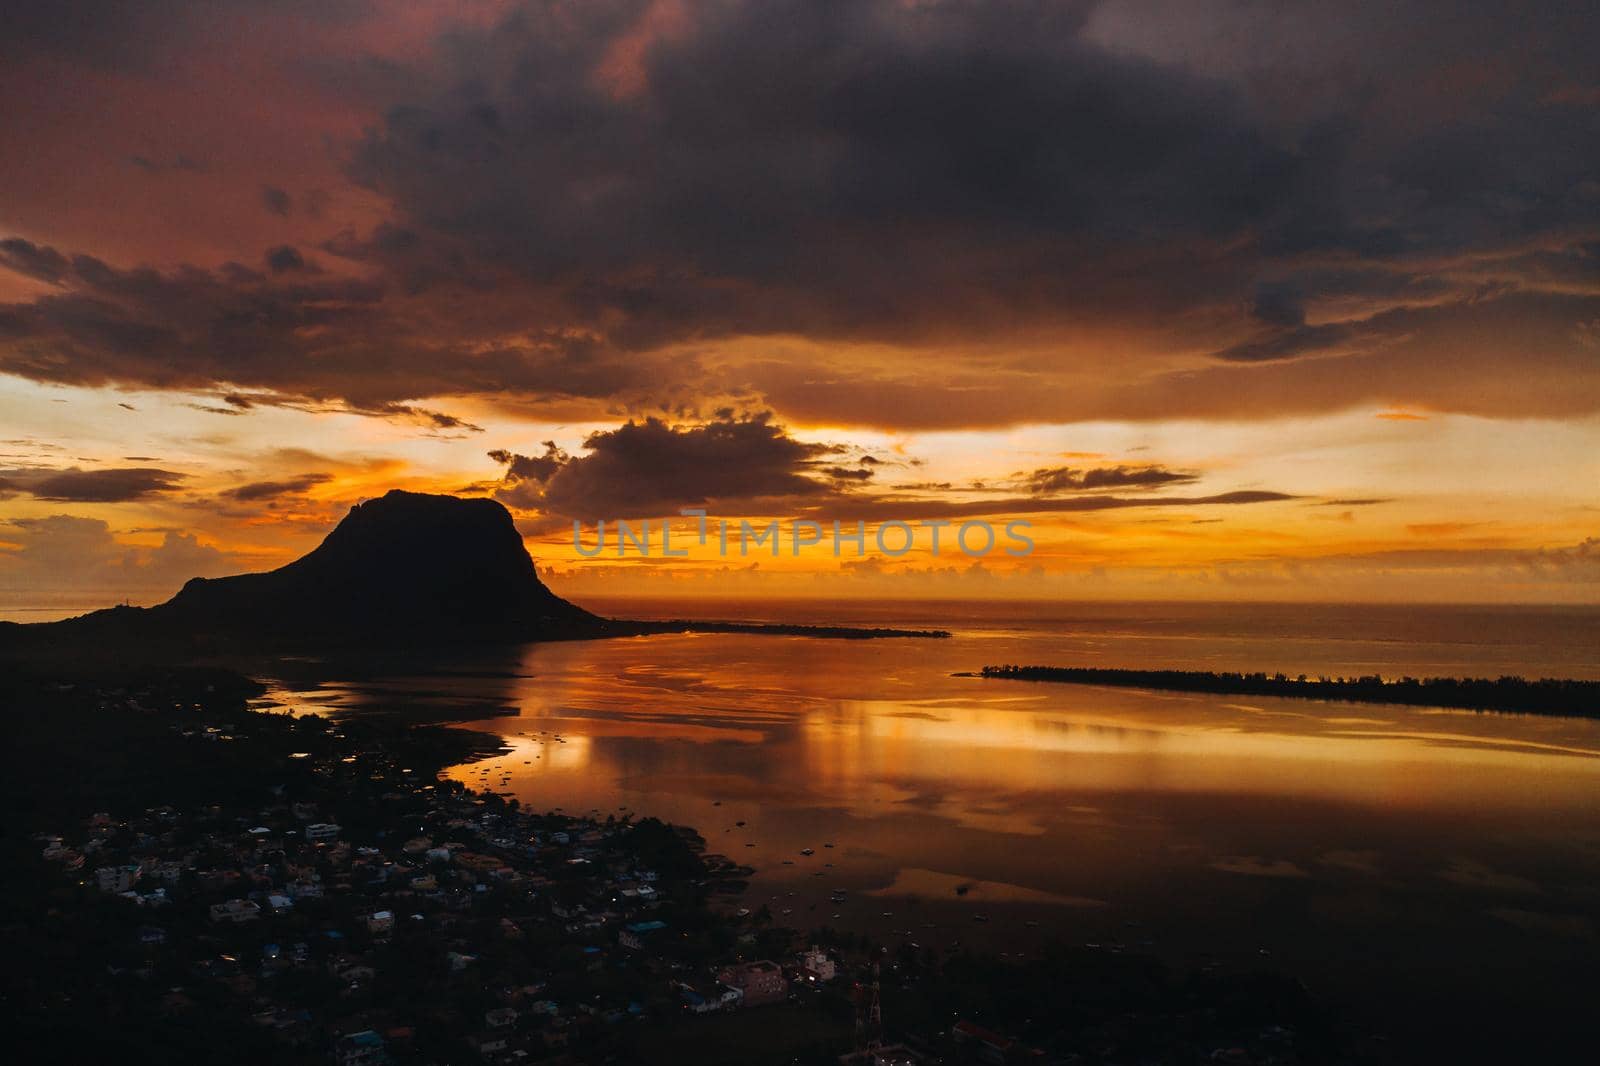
[966,664,1600,718]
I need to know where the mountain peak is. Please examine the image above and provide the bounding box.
[152,491,593,644]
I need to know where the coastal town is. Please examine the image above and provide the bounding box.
[42,782,855,1063]
[6,669,1354,1065]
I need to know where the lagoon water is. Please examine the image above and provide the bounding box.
[260,599,1600,1052]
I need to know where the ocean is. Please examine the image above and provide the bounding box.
[257,598,1600,1057]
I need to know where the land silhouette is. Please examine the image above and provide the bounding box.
[0,490,944,662]
[972,664,1600,719]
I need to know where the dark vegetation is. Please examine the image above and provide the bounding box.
[972,665,1600,717]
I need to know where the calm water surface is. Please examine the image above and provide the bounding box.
[259,600,1600,1049]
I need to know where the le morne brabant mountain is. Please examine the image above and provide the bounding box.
[2,491,598,654]
[0,490,944,659]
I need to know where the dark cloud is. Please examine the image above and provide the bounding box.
[1026,465,1197,494]
[1212,288,1600,377]
[2,465,186,502]
[260,186,293,216]
[264,245,315,274]
[491,411,849,518]
[223,473,333,501]
[2,1,1597,427]
[0,237,71,284]
[0,1,371,70]
[345,0,1304,352]
[489,444,568,484]
[341,1,1600,358]
[0,238,660,416]
[490,410,1292,523]
[799,490,1296,524]
[1212,320,1365,364]
[1250,283,1306,329]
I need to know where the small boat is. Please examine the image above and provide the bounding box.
[736,908,750,918]
[799,848,814,856]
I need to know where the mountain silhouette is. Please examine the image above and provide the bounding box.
[0,490,950,662]
[5,490,600,653]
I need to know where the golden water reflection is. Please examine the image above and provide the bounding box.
[261,603,1600,1040]
[264,612,1600,990]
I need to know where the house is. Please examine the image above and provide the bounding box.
[208,899,262,924]
[43,842,84,869]
[286,878,323,900]
[679,987,718,1014]
[95,863,143,893]
[717,960,788,1006]
[335,1029,385,1066]
[455,852,511,879]
[366,910,395,936]
[798,947,837,983]
[953,1019,1014,1062]
[266,894,294,914]
[679,983,742,1014]
[333,960,376,985]
[618,884,659,906]
[618,920,668,950]
[471,1031,510,1056]
[485,1007,518,1028]
[304,822,342,842]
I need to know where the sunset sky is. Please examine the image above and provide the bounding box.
[2,0,1597,615]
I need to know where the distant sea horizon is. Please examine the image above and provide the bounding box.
[9,593,1600,684]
